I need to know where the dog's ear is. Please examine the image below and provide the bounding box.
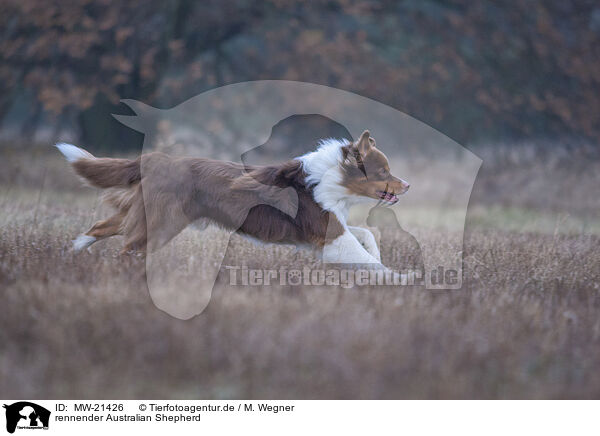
[342,144,368,177]
[342,145,358,166]
[356,130,374,155]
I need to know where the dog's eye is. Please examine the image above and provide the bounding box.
[378,168,388,178]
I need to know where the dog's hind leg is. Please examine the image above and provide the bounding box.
[73,212,125,251]
[119,194,148,255]
[121,229,147,255]
[120,213,188,255]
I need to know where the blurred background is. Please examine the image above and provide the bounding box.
[1,0,599,151]
[1,0,600,399]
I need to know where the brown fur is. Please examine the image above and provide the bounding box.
[73,157,141,188]
[74,153,344,253]
[69,130,406,255]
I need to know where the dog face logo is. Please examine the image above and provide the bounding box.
[3,402,50,433]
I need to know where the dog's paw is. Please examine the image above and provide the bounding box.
[72,234,96,252]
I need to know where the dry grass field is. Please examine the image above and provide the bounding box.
[1,142,599,399]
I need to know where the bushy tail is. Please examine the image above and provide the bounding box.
[55,143,141,188]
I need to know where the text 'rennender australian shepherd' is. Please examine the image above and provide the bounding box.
[56,130,409,269]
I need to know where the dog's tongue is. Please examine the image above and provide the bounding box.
[377,190,398,202]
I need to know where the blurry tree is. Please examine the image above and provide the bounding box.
[0,0,599,150]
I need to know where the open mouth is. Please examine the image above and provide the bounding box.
[376,190,399,204]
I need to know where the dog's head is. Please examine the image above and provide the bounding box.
[340,130,409,205]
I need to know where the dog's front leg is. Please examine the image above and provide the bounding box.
[323,229,383,265]
[323,230,417,285]
[347,226,381,262]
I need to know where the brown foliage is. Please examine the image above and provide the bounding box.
[1,1,599,143]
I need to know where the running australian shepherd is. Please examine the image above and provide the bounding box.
[56,130,409,268]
